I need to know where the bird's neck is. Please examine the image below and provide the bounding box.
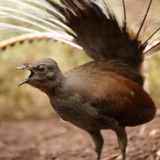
[45,76,70,100]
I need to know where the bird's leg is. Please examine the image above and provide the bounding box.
[88,130,104,160]
[113,126,127,160]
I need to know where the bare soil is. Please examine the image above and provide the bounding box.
[0,113,160,160]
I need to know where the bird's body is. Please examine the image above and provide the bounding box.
[16,58,155,160]
[50,60,155,129]
[0,0,160,159]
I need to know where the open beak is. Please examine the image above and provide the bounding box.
[16,65,33,87]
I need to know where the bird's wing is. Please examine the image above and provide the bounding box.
[88,74,155,127]
[0,0,160,59]
[65,68,155,127]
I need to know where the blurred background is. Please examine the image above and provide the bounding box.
[0,0,160,121]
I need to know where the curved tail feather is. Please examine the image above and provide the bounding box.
[0,32,82,50]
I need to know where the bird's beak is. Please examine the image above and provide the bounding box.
[16,65,33,87]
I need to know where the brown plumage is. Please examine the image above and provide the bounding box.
[0,0,159,160]
[17,58,155,160]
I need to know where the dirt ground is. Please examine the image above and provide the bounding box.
[0,113,159,160]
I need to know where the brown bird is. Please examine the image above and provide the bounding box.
[0,0,159,160]
[17,58,155,160]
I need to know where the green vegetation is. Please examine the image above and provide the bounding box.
[147,55,160,106]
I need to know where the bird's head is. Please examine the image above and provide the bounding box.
[17,58,63,93]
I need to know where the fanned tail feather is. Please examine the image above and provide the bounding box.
[0,0,160,62]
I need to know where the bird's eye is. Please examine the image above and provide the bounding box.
[37,65,45,72]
